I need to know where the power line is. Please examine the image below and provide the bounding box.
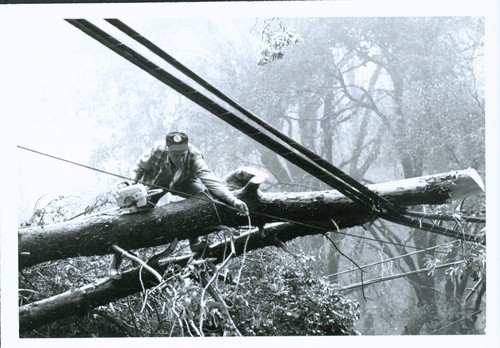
[17,145,469,256]
[104,18,405,217]
[16,21,483,274]
[65,18,480,243]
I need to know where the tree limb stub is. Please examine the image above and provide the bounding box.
[18,168,484,269]
[111,244,163,283]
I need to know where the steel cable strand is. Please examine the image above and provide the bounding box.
[105,18,407,217]
[65,19,379,213]
[80,19,481,242]
[64,19,483,244]
[107,19,486,241]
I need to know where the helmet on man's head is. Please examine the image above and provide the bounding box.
[166,132,189,151]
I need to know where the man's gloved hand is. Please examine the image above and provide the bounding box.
[233,198,249,216]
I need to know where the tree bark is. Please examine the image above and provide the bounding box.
[18,222,320,331]
[19,167,484,269]
[18,167,484,331]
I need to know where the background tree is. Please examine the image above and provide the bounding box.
[245,17,485,334]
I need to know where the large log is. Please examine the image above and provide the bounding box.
[18,222,310,331]
[18,168,484,269]
[18,168,485,331]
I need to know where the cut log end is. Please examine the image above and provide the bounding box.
[371,168,484,203]
[423,168,485,200]
[450,168,485,199]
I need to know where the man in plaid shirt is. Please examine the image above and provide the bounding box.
[108,131,248,279]
[131,131,248,213]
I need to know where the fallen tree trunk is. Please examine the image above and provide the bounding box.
[19,222,310,331]
[18,168,485,331]
[19,168,484,269]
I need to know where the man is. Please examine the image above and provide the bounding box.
[134,131,249,244]
[108,131,248,279]
[132,131,248,213]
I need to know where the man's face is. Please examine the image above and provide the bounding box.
[169,150,189,167]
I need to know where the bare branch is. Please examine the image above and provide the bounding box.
[112,245,163,283]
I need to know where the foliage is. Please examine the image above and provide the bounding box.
[248,17,484,179]
[19,256,108,308]
[252,18,303,66]
[19,191,117,227]
[401,300,484,335]
[229,249,359,336]
[418,198,486,282]
[296,200,486,335]
[19,207,360,337]
[19,195,82,227]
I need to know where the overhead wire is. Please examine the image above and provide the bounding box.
[16,19,484,303]
[65,18,376,213]
[338,260,465,292]
[104,18,402,214]
[327,240,461,278]
[17,145,470,291]
[18,145,469,257]
[63,18,482,244]
[102,18,485,241]
[19,145,471,293]
[17,145,235,211]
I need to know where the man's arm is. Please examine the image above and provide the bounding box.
[131,141,165,184]
[131,152,149,183]
[192,158,248,214]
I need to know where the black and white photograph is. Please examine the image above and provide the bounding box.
[1,1,499,347]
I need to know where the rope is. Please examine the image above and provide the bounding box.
[201,190,223,225]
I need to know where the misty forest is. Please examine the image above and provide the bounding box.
[16,16,485,337]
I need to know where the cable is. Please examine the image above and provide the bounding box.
[105,19,486,239]
[105,18,403,215]
[404,209,485,224]
[18,144,455,253]
[327,240,461,278]
[65,19,482,244]
[18,144,476,285]
[66,19,402,218]
[17,145,230,210]
[339,260,464,292]
[16,145,356,232]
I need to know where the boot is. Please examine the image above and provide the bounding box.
[107,252,123,280]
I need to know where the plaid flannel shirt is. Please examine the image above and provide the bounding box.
[132,141,237,205]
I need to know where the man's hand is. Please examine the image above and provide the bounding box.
[233,198,249,216]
